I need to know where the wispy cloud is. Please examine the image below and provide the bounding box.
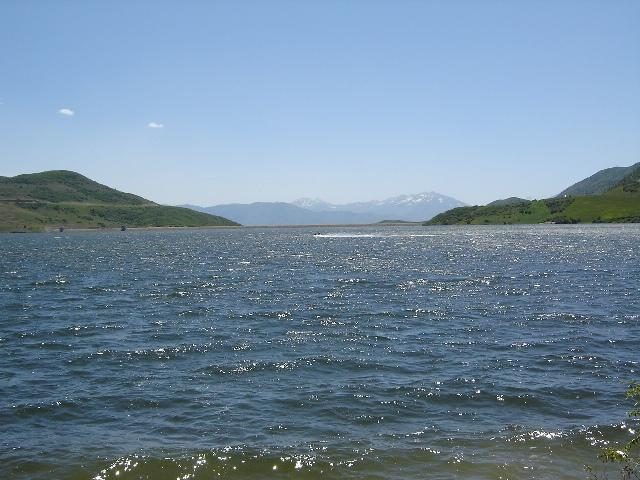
[58,108,74,116]
[147,122,164,129]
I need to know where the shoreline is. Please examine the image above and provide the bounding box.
[3,221,637,234]
[1,222,424,234]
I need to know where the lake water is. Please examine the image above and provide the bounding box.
[1,225,638,479]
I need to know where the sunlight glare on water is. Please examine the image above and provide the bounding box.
[0,224,638,479]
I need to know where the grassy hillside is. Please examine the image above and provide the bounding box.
[557,162,640,197]
[0,171,239,231]
[486,197,529,207]
[426,165,640,225]
[0,170,150,204]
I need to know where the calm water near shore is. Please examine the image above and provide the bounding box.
[1,225,638,479]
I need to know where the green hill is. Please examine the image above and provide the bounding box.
[557,162,640,197]
[0,170,151,205]
[426,164,640,226]
[0,170,239,232]
[486,197,529,207]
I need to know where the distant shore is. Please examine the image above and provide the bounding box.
[6,221,640,234]
[2,222,429,233]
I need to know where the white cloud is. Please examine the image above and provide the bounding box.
[58,108,74,116]
[147,122,164,129]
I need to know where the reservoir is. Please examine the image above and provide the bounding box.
[1,225,638,479]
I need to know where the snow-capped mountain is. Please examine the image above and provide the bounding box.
[182,192,465,226]
[344,192,457,209]
[295,192,465,222]
[291,198,337,211]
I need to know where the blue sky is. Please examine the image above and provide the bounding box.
[1,1,639,205]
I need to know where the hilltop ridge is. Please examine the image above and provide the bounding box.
[0,170,238,232]
[426,163,640,225]
[557,162,640,197]
[0,170,151,205]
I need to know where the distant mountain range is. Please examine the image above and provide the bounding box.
[427,162,640,225]
[182,192,465,226]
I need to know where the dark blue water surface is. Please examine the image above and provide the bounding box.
[1,225,638,479]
